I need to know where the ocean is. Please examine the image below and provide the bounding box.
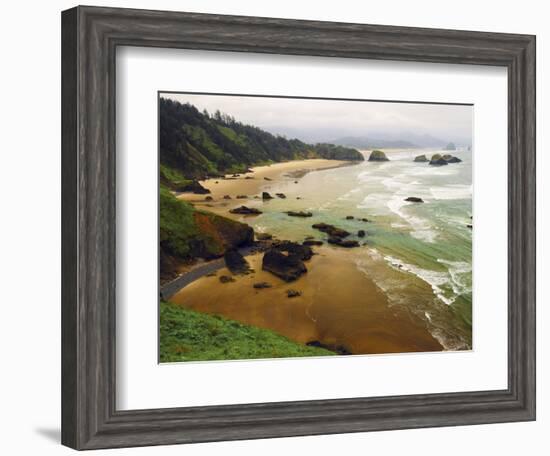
[243,149,473,350]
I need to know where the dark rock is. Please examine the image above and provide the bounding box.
[357,230,366,237]
[223,195,232,199]
[368,150,389,162]
[262,191,274,200]
[264,177,272,181]
[429,154,448,166]
[245,176,254,179]
[219,275,235,284]
[204,196,213,201]
[312,223,350,238]
[256,232,273,241]
[414,154,429,162]
[405,197,424,203]
[236,195,248,199]
[345,215,354,220]
[296,197,302,200]
[273,241,313,261]
[360,218,371,222]
[215,181,219,184]
[446,156,462,163]
[174,180,211,194]
[253,282,272,289]
[328,237,360,248]
[224,249,250,274]
[262,249,307,282]
[294,181,299,184]
[306,340,352,355]
[276,193,287,199]
[287,211,313,217]
[303,240,323,246]
[286,289,302,298]
[232,174,240,177]
[229,205,262,215]
[467,224,473,229]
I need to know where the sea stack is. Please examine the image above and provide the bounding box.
[429,153,448,165]
[444,142,457,151]
[367,150,389,162]
[414,154,429,162]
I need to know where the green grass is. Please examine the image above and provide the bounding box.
[160,301,336,362]
[159,186,198,259]
[159,164,193,188]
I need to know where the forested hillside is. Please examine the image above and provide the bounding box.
[159,97,363,180]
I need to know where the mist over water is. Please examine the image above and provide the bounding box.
[241,149,473,350]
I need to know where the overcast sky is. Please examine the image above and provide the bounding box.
[161,92,472,145]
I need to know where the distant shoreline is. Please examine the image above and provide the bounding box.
[177,158,360,217]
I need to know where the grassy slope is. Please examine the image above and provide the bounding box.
[160,301,335,362]
[159,187,253,280]
[159,186,198,259]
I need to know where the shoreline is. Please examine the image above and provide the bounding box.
[176,158,357,216]
[170,247,443,355]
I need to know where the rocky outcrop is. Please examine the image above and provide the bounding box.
[446,156,462,163]
[405,197,424,203]
[253,282,272,289]
[174,180,211,194]
[262,249,307,282]
[256,232,273,241]
[429,154,448,165]
[306,340,352,355]
[272,241,314,261]
[303,240,323,246]
[229,206,262,215]
[357,230,366,237]
[327,237,360,248]
[286,289,302,298]
[414,154,429,162]
[204,196,213,201]
[223,195,232,199]
[368,150,389,162]
[262,191,274,200]
[224,249,250,274]
[345,215,354,220]
[312,223,350,238]
[276,193,287,199]
[190,211,254,259]
[287,211,313,217]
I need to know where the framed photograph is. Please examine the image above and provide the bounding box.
[61,5,536,450]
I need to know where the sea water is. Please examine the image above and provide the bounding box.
[243,149,472,350]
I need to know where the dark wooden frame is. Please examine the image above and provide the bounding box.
[61,5,536,450]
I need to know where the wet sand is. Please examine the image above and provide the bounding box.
[177,159,350,217]
[170,247,442,355]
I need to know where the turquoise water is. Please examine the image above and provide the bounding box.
[239,149,472,350]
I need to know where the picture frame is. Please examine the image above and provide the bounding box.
[61,5,536,450]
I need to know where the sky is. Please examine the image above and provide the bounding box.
[161,92,473,145]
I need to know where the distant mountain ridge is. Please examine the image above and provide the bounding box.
[331,133,453,149]
[160,98,363,179]
[332,136,419,149]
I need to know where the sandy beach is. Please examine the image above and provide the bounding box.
[177,158,351,217]
[170,247,442,354]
